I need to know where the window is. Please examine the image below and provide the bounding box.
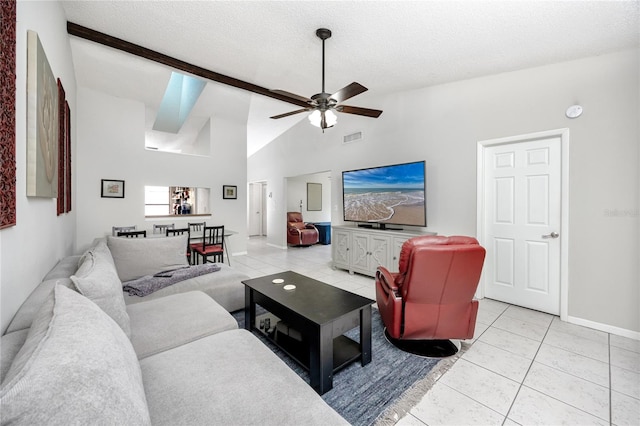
[145,186,170,216]
[144,186,211,217]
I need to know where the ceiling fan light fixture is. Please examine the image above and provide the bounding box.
[270,28,382,128]
[308,110,322,127]
[325,109,337,127]
[308,109,337,129]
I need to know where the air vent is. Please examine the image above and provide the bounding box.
[343,131,363,144]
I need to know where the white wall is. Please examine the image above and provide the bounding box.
[248,49,640,334]
[75,88,248,255]
[286,171,332,223]
[1,1,77,332]
[191,118,210,156]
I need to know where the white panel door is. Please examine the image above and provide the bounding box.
[248,183,262,236]
[483,137,561,314]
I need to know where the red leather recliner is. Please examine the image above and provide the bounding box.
[375,235,486,356]
[287,212,319,246]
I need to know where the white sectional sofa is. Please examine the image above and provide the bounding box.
[0,236,347,425]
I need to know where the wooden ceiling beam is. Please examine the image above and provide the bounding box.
[66,22,309,108]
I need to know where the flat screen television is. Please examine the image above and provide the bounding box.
[342,160,426,229]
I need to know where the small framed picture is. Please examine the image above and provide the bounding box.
[223,185,237,199]
[101,179,125,198]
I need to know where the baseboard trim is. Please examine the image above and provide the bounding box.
[266,243,287,250]
[230,251,247,257]
[566,315,640,341]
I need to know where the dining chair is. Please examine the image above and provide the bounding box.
[153,223,175,234]
[112,225,136,236]
[117,230,147,238]
[187,222,206,265]
[192,225,224,265]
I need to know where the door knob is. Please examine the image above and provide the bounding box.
[542,232,559,239]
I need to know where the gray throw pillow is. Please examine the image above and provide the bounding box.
[71,241,131,337]
[107,235,189,282]
[0,285,151,425]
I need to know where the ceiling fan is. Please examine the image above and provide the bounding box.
[270,28,383,130]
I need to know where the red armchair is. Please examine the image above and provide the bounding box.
[287,212,319,246]
[375,235,486,357]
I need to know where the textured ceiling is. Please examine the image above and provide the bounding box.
[61,0,640,156]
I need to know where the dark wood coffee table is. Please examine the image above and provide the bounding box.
[242,271,374,394]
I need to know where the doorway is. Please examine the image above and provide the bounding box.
[477,129,569,318]
[249,182,267,237]
[284,171,332,221]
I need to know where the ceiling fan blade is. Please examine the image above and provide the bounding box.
[270,89,313,104]
[270,108,310,119]
[330,82,368,103]
[336,105,383,118]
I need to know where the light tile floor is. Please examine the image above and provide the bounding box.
[233,237,640,426]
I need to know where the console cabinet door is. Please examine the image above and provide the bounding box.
[370,234,392,272]
[351,231,391,276]
[332,228,351,270]
[390,237,410,272]
[331,226,434,277]
[350,232,371,274]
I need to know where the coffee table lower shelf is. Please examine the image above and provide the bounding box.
[254,312,361,374]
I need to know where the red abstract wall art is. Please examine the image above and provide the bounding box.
[0,0,16,229]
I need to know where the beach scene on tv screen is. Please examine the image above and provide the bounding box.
[343,162,426,226]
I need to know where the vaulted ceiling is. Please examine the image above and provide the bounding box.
[61,0,640,156]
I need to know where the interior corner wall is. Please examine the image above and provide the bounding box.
[1,0,77,333]
[75,87,248,256]
[248,49,640,334]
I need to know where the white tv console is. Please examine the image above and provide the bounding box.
[332,225,436,277]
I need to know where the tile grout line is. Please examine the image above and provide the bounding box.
[502,313,554,424]
[502,324,612,424]
[439,306,514,424]
[538,327,611,365]
[396,305,508,424]
[245,241,629,425]
[436,381,507,424]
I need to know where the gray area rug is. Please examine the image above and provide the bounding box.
[233,307,442,426]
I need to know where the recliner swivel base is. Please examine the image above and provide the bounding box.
[384,329,461,358]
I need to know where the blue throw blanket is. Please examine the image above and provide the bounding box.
[123,264,221,297]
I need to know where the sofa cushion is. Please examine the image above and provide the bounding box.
[1,286,56,386]
[5,253,81,334]
[140,329,347,426]
[107,235,189,282]
[88,238,117,266]
[0,329,29,384]
[127,291,238,359]
[123,263,247,312]
[71,241,131,337]
[5,277,74,334]
[0,285,151,425]
[42,255,82,280]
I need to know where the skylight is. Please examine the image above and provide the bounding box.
[152,72,206,133]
